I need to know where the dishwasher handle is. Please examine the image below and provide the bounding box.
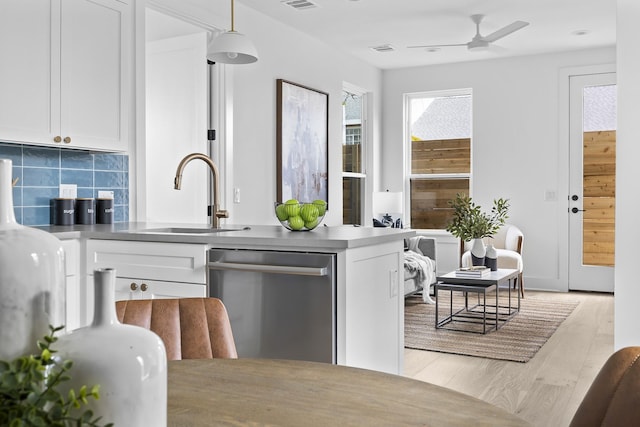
[208,261,328,277]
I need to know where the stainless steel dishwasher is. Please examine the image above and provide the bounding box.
[208,248,336,363]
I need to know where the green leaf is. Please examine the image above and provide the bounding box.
[445,193,510,240]
[0,326,111,427]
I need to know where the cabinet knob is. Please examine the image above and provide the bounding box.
[130,282,138,291]
[63,136,71,144]
[54,136,62,143]
[140,283,148,292]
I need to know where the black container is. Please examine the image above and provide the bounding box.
[75,198,95,225]
[96,198,114,224]
[52,198,75,225]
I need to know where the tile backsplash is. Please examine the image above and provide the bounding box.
[0,142,129,226]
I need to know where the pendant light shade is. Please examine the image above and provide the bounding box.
[207,0,258,64]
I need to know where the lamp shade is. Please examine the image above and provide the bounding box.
[373,191,403,214]
[207,31,258,64]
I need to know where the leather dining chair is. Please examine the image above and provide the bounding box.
[569,346,640,426]
[115,297,238,360]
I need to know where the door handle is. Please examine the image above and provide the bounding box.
[208,261,328,277]
[571,207,585,213]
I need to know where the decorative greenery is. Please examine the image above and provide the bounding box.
[445,193,510,241]
[0,325,113,427]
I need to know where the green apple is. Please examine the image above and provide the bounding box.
[304,218,319,230]
[312,199,327,216]
[300,204,319,222]
[288,215,304,230]
[284,199,300,217]
[275,204,289,221]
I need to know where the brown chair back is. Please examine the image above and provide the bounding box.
[115,297,238,361]
[569,346,640,426]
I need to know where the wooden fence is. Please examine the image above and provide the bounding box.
[411,138,470,174]
[583,130,615,267]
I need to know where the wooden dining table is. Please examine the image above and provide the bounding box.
[168,358,531,426]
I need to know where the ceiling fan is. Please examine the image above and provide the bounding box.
[408,14,529,51]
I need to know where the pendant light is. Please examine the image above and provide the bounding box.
[207,0,258,64]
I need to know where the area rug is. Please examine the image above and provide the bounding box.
[404,293,579,363]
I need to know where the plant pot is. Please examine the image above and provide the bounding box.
[470,238,486,266]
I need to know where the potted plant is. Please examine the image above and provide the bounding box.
[445,193,509,266]
[0,325,111,427]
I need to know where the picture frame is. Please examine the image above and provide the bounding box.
[276,79,329,205]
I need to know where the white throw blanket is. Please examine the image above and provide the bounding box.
[404,250,435,304]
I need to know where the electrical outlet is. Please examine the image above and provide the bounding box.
[59,184,77,198]
[234,188,240,204]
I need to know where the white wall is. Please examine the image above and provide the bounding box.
[228,8,382,226]
[615,0,640,349]
[143,1,382,227]
[382,47,615,292]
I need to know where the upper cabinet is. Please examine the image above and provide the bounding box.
[0,0,131,152]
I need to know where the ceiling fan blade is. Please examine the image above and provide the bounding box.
[482,21,529,42]
[408,43,467,49]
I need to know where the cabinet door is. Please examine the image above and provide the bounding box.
[341,241,404,375]
[0,0,130,151]
[60,0,129,151]
[0,0,59,143]
[87,277,206,322]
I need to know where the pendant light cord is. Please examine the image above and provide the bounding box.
[230,0,235,32]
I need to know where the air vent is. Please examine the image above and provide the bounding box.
[281,0,319,10]
[370,44,395,53]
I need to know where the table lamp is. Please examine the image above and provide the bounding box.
[372,191,403,228]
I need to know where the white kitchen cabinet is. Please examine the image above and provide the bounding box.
[115,277,206,301]
[86,240,207,283]
[0,0,130,152]
[338,240,405,375]
[85,240,208,324]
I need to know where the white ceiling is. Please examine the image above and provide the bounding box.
[234,0,616,69]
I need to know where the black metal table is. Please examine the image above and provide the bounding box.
[435,268,520,334]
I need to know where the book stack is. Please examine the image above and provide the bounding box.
[455,266,490,278]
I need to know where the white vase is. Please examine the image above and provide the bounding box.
[0,158,65,360]
[470,238,486,266]
[57,268,167,426]
[485,242,498,271]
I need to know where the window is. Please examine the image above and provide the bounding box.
[405,90,472,229]
[342,88,366,225]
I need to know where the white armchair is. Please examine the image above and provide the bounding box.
[461,224,524,297]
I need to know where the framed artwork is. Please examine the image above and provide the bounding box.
[276,79,329,205]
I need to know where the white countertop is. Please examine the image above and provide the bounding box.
[39,222,415,251]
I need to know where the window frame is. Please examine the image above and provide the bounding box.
[403,88,472,230]
[342,83,370,225]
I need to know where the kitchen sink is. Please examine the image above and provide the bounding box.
[138,226,249,235]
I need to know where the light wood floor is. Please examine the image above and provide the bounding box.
[403,290,614,427]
